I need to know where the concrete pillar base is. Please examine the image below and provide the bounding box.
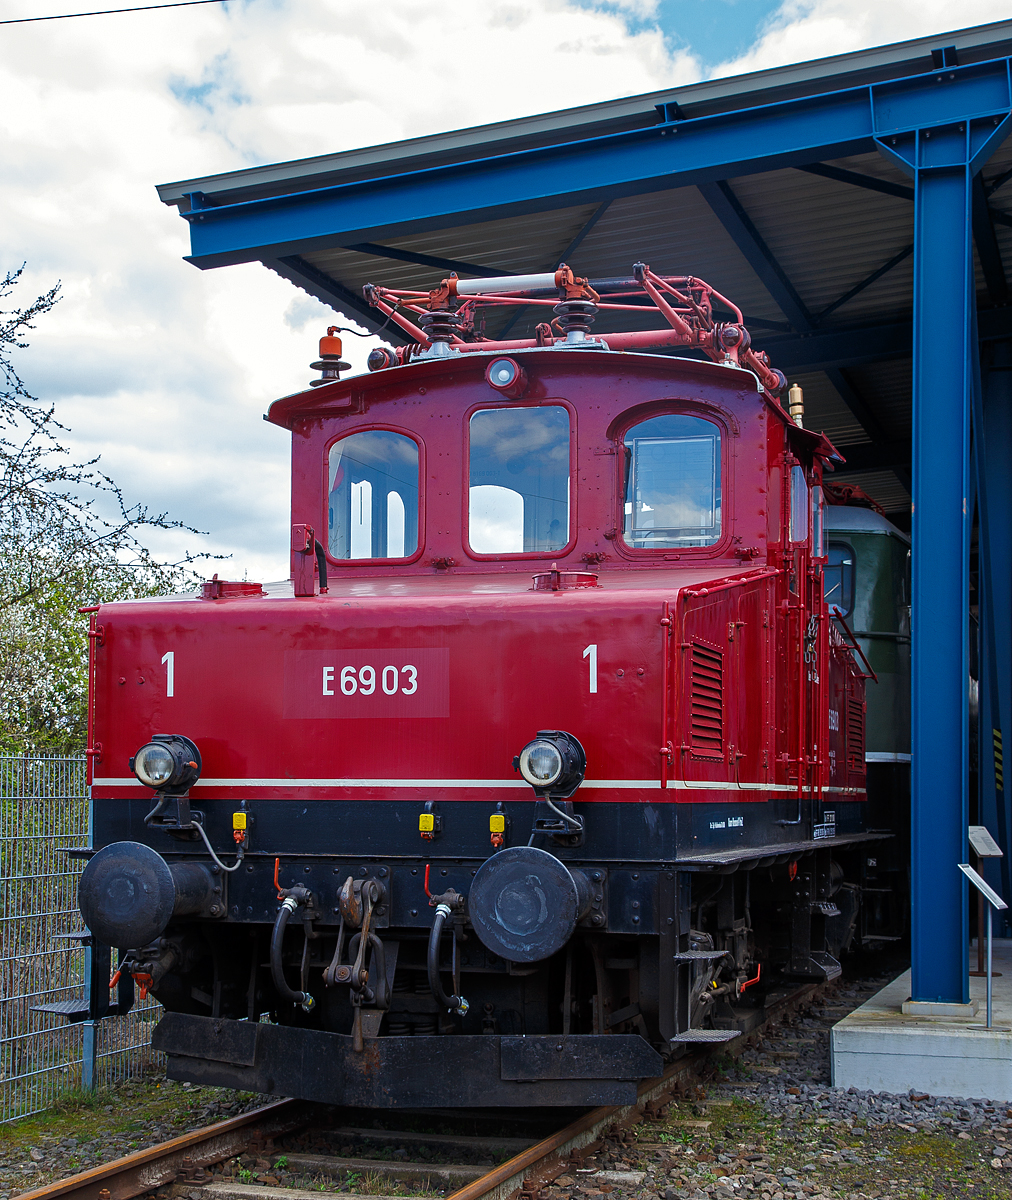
[831,942,1012,1101]
[901,998,980,1017]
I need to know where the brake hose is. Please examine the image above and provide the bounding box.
[191,818,245,872]
[314,540,328,592]
[270,897,316,1012]
[427,904,468,1016]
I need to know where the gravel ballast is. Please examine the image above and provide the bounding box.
[3,975,1011,1200]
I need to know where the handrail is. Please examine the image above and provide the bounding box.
[831,608,878,682]
[680,567,780,598]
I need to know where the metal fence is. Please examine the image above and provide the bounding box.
[0,755,161,1122]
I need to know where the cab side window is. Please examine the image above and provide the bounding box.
[823,541,855,616]
[468,406,570,555]
[328,431,419,560]
[622,414,721,549]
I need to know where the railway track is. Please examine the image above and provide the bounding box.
[12,981,823,1200]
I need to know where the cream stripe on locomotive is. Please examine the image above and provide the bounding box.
[93,775,865,795]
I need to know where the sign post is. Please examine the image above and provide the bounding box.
[968,826,1004,978]
[958,861,1008,1028]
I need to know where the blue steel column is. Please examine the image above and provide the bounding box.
[909,134,973,1003]
[980,341,1012,925]
[879,107,1011,1002]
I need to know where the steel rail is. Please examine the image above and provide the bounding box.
[14,981,823,1200]
[12,1098,307,1200]
[447,979,822,1200]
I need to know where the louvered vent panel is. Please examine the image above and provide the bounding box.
[847,695,865,770]
[689,643,724,758]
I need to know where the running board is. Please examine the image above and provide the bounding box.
[671,1029,742,1043]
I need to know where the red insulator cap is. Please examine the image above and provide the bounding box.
[319,326,344,358]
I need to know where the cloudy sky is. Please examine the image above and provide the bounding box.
[3,0,1010,581]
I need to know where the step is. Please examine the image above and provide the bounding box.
[670,1028,742,1043]
[179,1185,390,1200]
[318,1126,535,1157]
[281,1152,486,1188]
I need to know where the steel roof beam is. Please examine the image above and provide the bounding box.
[269,255,411,343]
[830,440,910,473]
[697,180,814,332]
[815,244,913,323]
[971,173,1009,303]
[799,161,1012,259]
[498,201,614,340]
[696,178,898,450]
[344,243,505,277]
[178,57,1012,268]
[797,162,915,201]
[823,366,894,445]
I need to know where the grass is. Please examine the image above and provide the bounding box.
[0,1070,263,1197]
[625,1095,1011,1200]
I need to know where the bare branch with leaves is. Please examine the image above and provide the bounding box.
[0,266,217,753]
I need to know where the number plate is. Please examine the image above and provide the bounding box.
[282,648,449,719]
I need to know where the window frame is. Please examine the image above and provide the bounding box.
[823,538,856,618]
[321,424,426,566]
[611,403,733,560]
[461,397,578,562]
[788,463,809,546]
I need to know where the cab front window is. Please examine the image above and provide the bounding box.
[468,405,570,555]
[328,430,419,560]
[622,414,721,549]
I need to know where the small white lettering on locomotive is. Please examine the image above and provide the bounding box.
[813,811,837,840]
[828,709,840,731]
[727,816,744,828]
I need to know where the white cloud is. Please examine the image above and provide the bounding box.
[2,0,1008,584]
[2,0,695,582]
[711,0,1012,78]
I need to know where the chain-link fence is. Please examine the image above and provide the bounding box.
[0,756,161,1122]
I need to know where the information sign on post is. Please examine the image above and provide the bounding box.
[958,862,1008,1028]
[968,826,1003,980]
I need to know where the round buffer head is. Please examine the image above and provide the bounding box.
[468,845,579,963]
[78,841,176,949]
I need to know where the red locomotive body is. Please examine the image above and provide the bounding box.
[78,269,874,1107]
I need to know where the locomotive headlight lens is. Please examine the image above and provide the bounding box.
[513,730,587,798]
[492,360,516,386]
[134,744,174,788]
[519,741,563,787]
[130,734,202,793]
[484,357,528,398]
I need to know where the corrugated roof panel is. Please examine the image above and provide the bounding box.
[236,33,1012,524]
[847,359,913,441]
[832,469,911,514]
[786,371,867,447]
[301,186,797,340]
[727,159,915,326]
[559,188,787,327]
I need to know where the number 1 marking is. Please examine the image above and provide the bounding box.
[161,651,174,697]
[583,644,598,694]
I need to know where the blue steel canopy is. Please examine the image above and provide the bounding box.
[160,18,1012,520]
[159,19,1012,1005]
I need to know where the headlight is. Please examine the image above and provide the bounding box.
[485,357,528,398]
[518,740,563,787]
[134,744,174,787]
[130,735,201,793]
[513,730,586,797]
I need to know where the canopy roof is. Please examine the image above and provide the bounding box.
[157,18,1012,521]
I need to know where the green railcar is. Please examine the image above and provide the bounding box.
[824,505,910,948]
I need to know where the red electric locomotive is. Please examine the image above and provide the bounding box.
[77,265,879,1107]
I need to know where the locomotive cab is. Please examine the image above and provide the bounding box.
[75,268,881,1107]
